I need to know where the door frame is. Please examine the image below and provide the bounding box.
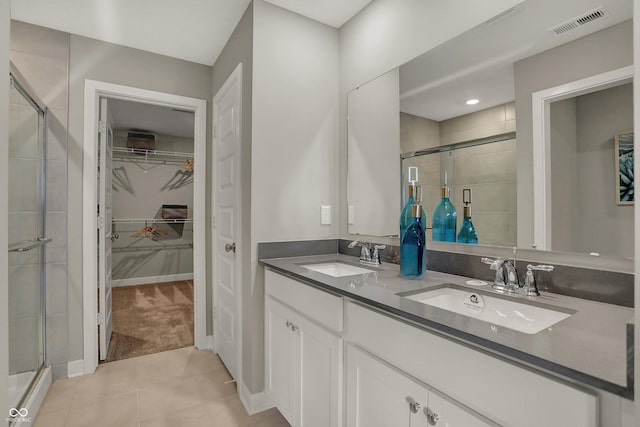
[211,63,243,388]
[531,65,634,250]
[82,79,207,374]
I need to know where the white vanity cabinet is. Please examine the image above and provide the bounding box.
[346,345,495,427]
[264,268,598,427]
[265,270,343,427]
[346,301,597,427]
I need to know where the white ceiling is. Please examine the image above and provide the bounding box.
[400,0,634,122]
[108,98,195,139]
[10,0,373,66]
[263,0,373,28]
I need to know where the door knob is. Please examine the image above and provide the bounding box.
[225,242,236,253]
[110,233,119,241]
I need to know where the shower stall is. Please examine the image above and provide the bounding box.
[7,64,52,420]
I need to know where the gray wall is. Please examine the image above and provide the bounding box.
[211,1,254,388]
[67,35,212,363]
[514,20,633,250]
[10,20,70,381]
[251,0,339,393]
[550,83,634,258]
[1,0,10,421]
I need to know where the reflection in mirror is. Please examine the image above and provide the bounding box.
[402,131,517,247]
[549,82,633,258]
[347,69,400,236]
[346,0,633,261]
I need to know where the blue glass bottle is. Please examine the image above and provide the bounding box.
[432,186,457,242]
[457,189,478,244]
[400,184,426,244]
[401,204,426,279]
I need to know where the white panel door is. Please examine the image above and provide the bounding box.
[265,297,295,425]
[297,314,342,427]
[213,66,242,379]
[98,97,114,361]
[346,345,427,427]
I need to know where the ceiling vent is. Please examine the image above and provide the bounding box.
[548,7,605,35]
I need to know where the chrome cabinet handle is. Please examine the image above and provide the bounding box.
[409,401,421,414]
[285,321,298,332]
[427,408,439,425]
[225,242,236,253]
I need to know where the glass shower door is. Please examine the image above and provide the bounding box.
[7,71,48,412]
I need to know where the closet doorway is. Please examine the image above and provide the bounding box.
[82,81,207,374]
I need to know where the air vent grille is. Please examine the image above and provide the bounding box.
[549,7,605,35]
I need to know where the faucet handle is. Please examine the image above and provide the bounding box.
[523,264,553,296]
[527,264,555,272]
[371,245,386,265]
[481,257,504,270]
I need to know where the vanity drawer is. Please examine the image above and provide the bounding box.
[265,269,344,332]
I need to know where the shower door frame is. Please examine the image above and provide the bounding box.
[7,62,50,414]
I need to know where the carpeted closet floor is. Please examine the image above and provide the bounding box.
[105,280,194,363]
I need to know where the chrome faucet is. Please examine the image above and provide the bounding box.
[481,257,519,293]
[348,240,386,266]
[522,264,555,296]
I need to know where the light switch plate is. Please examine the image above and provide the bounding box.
[348,205,354,225]
[321,205,331,225]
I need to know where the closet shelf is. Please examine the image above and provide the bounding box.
[112,218,194,224]
[112,147,194,166]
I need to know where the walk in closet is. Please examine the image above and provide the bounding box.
[101,98,196,362]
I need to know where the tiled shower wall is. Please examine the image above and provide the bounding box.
[400,103,517,246]
[11,21,69,380]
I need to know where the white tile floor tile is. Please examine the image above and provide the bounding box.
[33,347,289,427]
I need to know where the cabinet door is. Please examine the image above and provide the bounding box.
[426,390,498,427]
[265,297,296,425]
[296,314,342,427]
[346,345,428,427]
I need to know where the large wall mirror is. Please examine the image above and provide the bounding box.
[347,0,634,261]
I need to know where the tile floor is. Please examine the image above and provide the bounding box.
[33,347,290,427]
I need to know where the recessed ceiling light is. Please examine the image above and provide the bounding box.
[466,99,480,105]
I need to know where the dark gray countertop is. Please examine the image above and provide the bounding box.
[260,254,634,399]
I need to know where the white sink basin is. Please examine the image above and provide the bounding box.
[301,262,374,277]
[403,285,573,334]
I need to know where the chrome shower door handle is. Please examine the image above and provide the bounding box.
[225,242,236,253]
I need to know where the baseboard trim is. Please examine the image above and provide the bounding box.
[112,273,194,287]
[238,381,274,416]
[205,335,215,351]
[67,360,85,378]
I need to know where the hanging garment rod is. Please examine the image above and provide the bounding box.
[112,147,194,159]
[111,243,193,253]
[8,237,53,253]
[112,218,193,224]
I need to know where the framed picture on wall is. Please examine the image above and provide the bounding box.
[615,130,634,205]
